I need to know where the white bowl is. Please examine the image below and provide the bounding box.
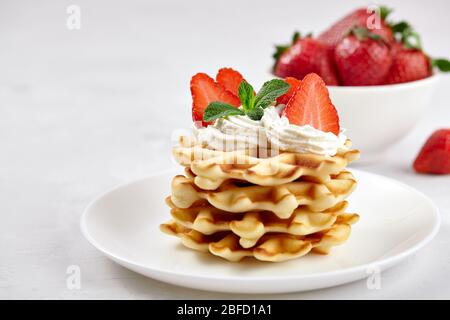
[327,75,438,163]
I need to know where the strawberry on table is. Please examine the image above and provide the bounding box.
[413,129,450,174]
[274,35,338,85]
[282,73,340,135]
[276,77,301,105]
[216,68,245,97]
[334,27,392,86]
[191,73,240,127]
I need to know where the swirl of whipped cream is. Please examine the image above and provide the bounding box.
[193,113,268,151]
[261,106,348,156]
[193,106,348,156]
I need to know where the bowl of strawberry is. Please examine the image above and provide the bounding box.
[272,6,450,163]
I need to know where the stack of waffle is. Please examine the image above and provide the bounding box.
[160,136,360,262]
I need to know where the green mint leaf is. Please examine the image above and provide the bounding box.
[203,102,244,122]
[379,6,392,20]
[238,80,255,112]
[432,58,450,72]
[391,21,410,33]
[246,107,264,121]
[254,79,290,109]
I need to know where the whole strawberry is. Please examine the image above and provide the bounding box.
[413,129,450,174]
[274,34,338,85]
[384,43,431,84]
[318,7,394,51]
[334,27,392,86]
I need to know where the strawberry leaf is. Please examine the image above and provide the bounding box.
[432,58,450,72]
[402,28,422,50]
[379,6,392,20]
[272,31,300,69]
[273,45,289,61]
[291,31,300,43]
[351,27,381,41]
[391,21,410,33]
[203,102,244,122]
[254,79,290,109]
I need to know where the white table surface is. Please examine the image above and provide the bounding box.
[1,0,449,299]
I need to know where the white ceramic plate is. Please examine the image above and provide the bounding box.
[81,169,440,294]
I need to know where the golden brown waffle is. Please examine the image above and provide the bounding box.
[170,170,357,219]
[162,135,360,263]
[173,136,360,190]
[165,198,358,248]
[160,217,355,262]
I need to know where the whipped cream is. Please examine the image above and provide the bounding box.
[261,107,348,155]
[194,113,267,151]
[193,106,348,156]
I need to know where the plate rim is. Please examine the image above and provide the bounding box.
[81,168,441,282]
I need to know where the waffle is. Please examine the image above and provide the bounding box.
[173,136,360,190]
[165,198,359,248]
[160,217,355,262]
[162,134,359,262]
[170,170,357,219]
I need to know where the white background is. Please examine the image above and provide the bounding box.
[0,0,449,299]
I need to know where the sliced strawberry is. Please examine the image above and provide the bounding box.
[276,77,302,105]
[282,73,340,135]
[413,129,450,174]
[216,68,245,97]
[191,73,240,127]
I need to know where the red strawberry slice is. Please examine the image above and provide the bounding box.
[282,73,340,135]
[276,77,302,105]
[413,129,450,174]
[216,68,245,97]
[191,73,240,127]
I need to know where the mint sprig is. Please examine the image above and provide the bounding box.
[203,102,245,122]
[254,79,291,109]
[238,80,255,113]
[203,79,290,122]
